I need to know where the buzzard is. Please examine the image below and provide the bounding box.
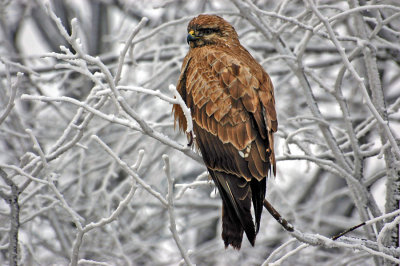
[173,14,277,249]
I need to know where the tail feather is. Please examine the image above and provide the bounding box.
[251,178,266,233]
[221,203,244,249]
[210,171,256,249]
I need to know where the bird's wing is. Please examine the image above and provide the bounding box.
[178,47,277,180]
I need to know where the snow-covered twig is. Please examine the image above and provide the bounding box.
[305,0,400,160]
[163,154,194,266]
[21,94,202,163]
[114,17,149,85]
[92,135,168,206]
[0,71,22,125]
[70,178,137,266]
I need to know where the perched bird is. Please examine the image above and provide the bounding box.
[173,14,277,249]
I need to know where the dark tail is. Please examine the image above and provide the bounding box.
[221,202,246,249]
[251,178,266,233]
[210,170,259,249]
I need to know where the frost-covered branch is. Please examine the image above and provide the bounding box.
[21,94,201,163]
[305,0,400,160]
[92,135,168,207]
[69,173,137,266]
[0,168,20,266]
[0,70,22,126]
[163,155,194,266]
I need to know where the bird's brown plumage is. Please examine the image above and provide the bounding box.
[173,14,277,249]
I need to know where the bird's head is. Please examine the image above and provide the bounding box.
[186,14,239,48]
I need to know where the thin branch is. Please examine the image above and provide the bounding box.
[163,154,194,266]
[0,72,22,126]
[114,17,148,85]
[91,135,168,207]
[70,178,137,266]
[262,238,297,265]
[263,199,294,232]
[21,94,202,163]
[0,168,20,266]
[305,0,400,160]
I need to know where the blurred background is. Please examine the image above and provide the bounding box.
[0,0,399,265]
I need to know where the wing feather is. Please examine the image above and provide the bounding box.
[178,48,276,177]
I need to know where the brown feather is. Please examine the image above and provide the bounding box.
[229,78,243,100]
[217,123,228,142]
[206,100,219,117]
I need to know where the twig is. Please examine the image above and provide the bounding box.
[70,180,137,266]
[77,259,112,266]
[69,145,141,265]
[332,222,366,240]
[114,17,149,85]
[108,85,179,104]
[269,243,309,266]
[305,0,400,160]
[0,71,23,125]
[262,238,297,265]
[163,154,194,266]
[21,94,202,164]
[92,135,168,206]
[0,168,20,266]
[263,199,294,232]
[289,229,400,263]
[263,200,400,262]
[175,180,210,200]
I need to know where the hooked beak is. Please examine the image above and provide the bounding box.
[187,30,197,44]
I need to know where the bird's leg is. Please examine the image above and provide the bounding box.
[263,199,294,232]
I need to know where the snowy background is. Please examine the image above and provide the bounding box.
[0,0,400,265]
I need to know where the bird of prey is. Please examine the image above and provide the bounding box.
[173,14,277,249]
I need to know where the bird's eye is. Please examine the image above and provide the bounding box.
[200,28,217,35]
